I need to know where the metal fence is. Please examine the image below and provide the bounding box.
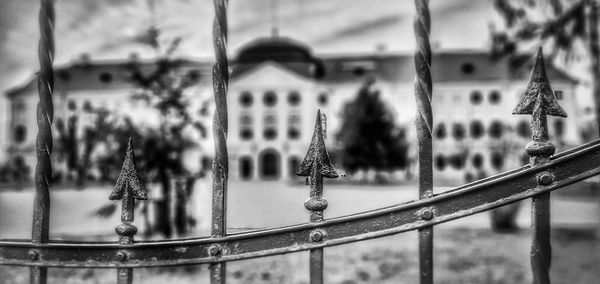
[1,0,599,284]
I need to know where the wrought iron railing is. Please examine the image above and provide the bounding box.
[0,0,597,284]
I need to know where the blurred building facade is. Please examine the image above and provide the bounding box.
[3,35,579,184]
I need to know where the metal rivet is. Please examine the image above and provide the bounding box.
[116,251,127,261]
[28,251,38,261]
[310,230,324,242]
[538,172,554,186]
[208,244,222,256]
[420,208,434,220]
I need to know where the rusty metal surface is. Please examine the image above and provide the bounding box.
[31,0,55,283]
[297,111,339,284]
[514,48,566,284]
[210,0,229,283]
[1,139,599,268]
[109,139,147,284]
[413,0,434,283]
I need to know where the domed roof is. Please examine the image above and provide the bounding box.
[235,36,315,64]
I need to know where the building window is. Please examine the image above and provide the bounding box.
[555,90,563,100]
[263,115,277,140]
[67,100,77,111]
[469,121,484,138]
[99,72,113,83]
[318,92,328,106]
[285,114,300,139]
[289,156,301,178]
[435,155,446,171]
[491,152,504,170]
[488,121,504,139]
[288,91,301,106]
[472,154,484,169]
[260,150,280,179]
[263,91,277,107]
[470,91,482,105]
[14,125,27,144]
[435,123,447,139]
[517,120,530,138]
[489,90,501,104]
[449,155,466,169]
[554,120,564,137]
[239,156,253,180]
[461,62,475,74]
[452,123,466,140]
[264,129,277,140]
[240,91,253,107]
[239,115,253,140]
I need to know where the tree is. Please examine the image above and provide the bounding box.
[92,26,210,238]
[335,78,409,179]
[54,103,114,186]
[491,0,599,132]
[490,0,598,233]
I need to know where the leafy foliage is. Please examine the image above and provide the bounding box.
[491,0,586,60]
[335,78,409,175]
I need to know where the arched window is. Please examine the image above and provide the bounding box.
[288,91,301,106]
[435,155,446,171]
[488,121,504,139]
[491,152,504,170]
[452,123,466,140]
[289,156,301,178]
[239,91,253,107]
[488,90,501,104]
[472,154,484,169]
[470,91,482,105]
[239,156,253,180]
[260,150,280,179]
[435,123,446,139]
[516,120,530,138]
[469,121,484,138]
[263,91,277,107]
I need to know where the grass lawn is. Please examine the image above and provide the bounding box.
[1,227,597,284]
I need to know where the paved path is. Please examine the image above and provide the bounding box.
[0,181,597,239]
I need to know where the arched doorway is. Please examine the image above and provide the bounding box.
[239,156,253,180]
[260,149,280,180]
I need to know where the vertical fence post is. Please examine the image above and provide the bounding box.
[297,111,338,284]
[109,139,148,284]
[513,48,567,284]
[413,0,434,283]
[31,0,55,283]
[210,0,229,283]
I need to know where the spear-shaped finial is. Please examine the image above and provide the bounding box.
[297,110,338,223]
[513,47,566,284]
[513,47,567,161]
[110,138,147,245]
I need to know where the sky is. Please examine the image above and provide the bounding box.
[0,0,497,92]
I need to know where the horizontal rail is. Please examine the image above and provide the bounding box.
[1,139,599,268]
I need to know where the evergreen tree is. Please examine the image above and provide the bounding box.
[335,78,408,176]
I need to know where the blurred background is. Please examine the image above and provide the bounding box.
[0,0,599,283]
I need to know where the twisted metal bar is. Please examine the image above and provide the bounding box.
[31,0,55,283]
[210,0,229,283]
[414,0,433,283]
